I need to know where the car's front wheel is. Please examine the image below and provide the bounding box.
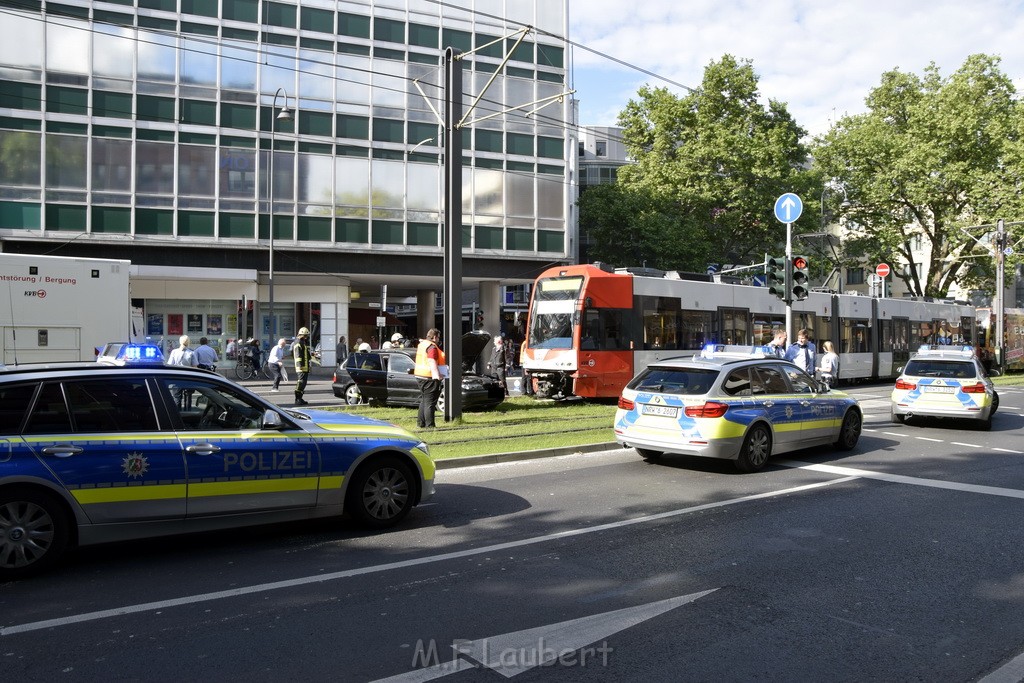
[435,386,446,413]
[0,488,71,580]
[345,457,415,529]
[734,424,772,473]
[344,383,363,405]
[835,409,862,450]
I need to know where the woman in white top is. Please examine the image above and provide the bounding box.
[817,340,840,389]
[167,335,197,367]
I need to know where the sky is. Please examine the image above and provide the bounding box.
[568,0,1024,138]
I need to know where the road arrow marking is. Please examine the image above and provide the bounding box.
[373,589,718,681]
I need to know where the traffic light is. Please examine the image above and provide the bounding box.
[791,255,810,301]
[475,310,484,328]
[766,256,787,300]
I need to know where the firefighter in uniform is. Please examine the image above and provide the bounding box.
[414,328,446,428]
[293,327,312,406]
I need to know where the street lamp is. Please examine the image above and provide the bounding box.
[819,179,852,293]
[267,87,292,352]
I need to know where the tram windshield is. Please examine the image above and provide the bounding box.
[529,276,583,349]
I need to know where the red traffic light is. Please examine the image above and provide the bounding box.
[793,256,808,270]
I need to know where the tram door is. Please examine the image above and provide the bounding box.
[892,318,911,369]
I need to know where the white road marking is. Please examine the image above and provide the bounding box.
[881,432,904,437]
[0,478,856,637]
[952,442,983,449]
[994,448,1024,454]
[780,461,1024,499]
[914,437,944,442]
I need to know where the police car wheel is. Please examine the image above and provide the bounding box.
[0,489,70,579]
[346,457,415,529]
[635,448,662,461]
[344,383,363,405]
[735,424,772,473]
[890,408,906,424]
[835,410,862,451]
[992,392,1000,415]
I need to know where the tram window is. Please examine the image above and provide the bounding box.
[720,308,748,345]
[531,311,574,349]
[913,320,933,346]
[582,308,629,350]
[639,296,680,349]
[879,319,893,352]
[680,310,714,350]
[841,319,869,353]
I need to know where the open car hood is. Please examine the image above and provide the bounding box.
[460,330,491,372]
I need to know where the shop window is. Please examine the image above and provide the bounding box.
[338,12,370,39]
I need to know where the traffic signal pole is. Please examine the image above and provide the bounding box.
[785,219,793,341]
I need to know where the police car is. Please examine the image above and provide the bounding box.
[614,345,862,472]
[0,347,435,578]
[890,344,999,429]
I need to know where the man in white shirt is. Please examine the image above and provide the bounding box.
[194,337,219,371]
[267,338,288,392]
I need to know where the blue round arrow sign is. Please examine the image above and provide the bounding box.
[774,193,803,223]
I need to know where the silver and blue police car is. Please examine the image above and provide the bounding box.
[0,345,434,578]
[890,344,999,429]
[614,345,862,472]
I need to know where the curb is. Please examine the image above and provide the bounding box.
[434,441,622,470]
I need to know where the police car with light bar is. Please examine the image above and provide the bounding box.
[614,344,862,473]
[0,344,435,578]
[890,344,999,429]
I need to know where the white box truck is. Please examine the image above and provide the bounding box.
[0,253,133,363]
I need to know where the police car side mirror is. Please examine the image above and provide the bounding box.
[262,410,285,430]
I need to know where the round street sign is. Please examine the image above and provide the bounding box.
[773,193,803,224]
[876,263,891,278]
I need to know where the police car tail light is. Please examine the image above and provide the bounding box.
[961,382,986,394]
[895,379,916,390]
[684,401,729,418]
[618,396,634,410]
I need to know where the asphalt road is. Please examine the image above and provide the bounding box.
[4,385,1024,682]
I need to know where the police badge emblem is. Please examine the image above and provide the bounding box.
[122,452,150,479]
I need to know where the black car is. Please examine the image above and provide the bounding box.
[334,331,505,411]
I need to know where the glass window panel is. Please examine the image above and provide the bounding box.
[335,157,369,208]
[47,20,90,75]
[92,138,132,192]
[297,153,333,204]
[337,54,371,105]
[0,131,41,187]
[137,30,177,83]
[0,11,43,75]
[371,60,405,108]
[136,141,175,195]
[178,144,216,197]
[370,159,404,210]
[338,12,371,39]
[506,0,533,25]
[507,171,534,217]
[223,0,259,23]
[219,148,256,199]
[93,24,135,80]
[258,150,295,201]
[222,40,257,92]
[261,45,296,95]
[507,133,534,156]
[374,17,405,43]
[299,49,333,101]
[300,7,334,32]
[537,174,563,220]
[46,134,87,189]
[473,167,503,217]
[406,162,438,212]
[536,4,564,34]
[182,35,218,87]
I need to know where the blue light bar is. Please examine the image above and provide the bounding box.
[97,342,166,365]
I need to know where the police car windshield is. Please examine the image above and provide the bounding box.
[628,368,719,395]
[904,359,977,378]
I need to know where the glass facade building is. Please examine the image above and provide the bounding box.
[0,0,573,361]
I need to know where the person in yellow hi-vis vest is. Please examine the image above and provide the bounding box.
[293,327,312,406]
[413,328,446,428]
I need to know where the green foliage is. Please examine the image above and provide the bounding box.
[813,54,1023,298]
[580,55,815,272]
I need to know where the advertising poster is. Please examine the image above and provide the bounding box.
[168,314,183,336]
[226,314,238,336]
[147,313,163,335]
[188,314,203,333]
[207,315,223,336]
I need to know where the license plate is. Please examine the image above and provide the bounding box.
[924,386,956,394]
[642,403,679,418]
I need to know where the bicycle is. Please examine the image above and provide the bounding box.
[234,357,260,380]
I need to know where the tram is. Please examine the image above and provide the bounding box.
[522,263,977,399]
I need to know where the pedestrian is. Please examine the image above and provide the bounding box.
[246,337,262,370]
[767,329,787,358]
[194,336,219,371]
[267,337,288,392]
[817,340,840,389]
[225,337,237,360]
[413,328,446,428]
[336,335,348,364]
[167,334,197,367]
[390,332,405,348]
[487,334,512,396]
[520,339,534,396]
[785,328,817,374]
[293,326,312,406]
[354,337,363,351]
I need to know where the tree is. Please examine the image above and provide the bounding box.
[812,54,1023,298]
[579,55,815,272]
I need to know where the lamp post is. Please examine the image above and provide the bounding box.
[267,87,292,352]
[820,180,851,293]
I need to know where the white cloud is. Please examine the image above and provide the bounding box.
[569,0,1024,137]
